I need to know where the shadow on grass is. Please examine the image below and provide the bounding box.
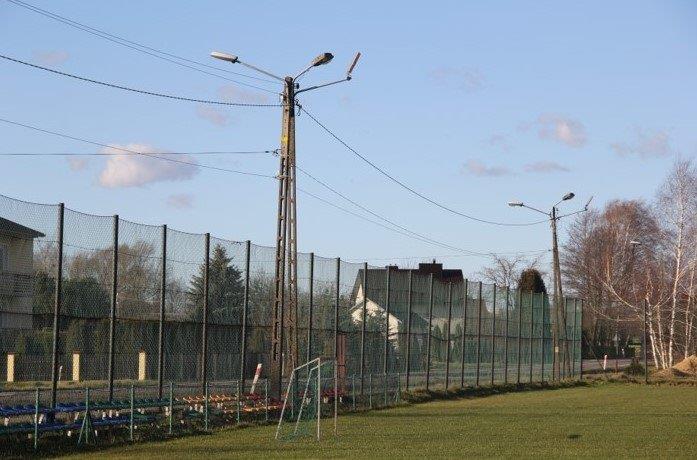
[0,380,597,458]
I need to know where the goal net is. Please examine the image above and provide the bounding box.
[275,357,338,441]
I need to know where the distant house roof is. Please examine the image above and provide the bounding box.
[352,262,464,296]
[0,217,45,239]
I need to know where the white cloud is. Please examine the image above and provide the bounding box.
[529,114,587,148]
[430,67,484,92]
[166,193,194,209]
[196,105,228,126]
[218,85,270,104]
[523,161,570,173]
[462,159,512,177]
[66,157,88,171]
[610,128,673,158]
[33,50,69,66]
[97,144,198,188]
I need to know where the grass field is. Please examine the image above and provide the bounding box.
[66,383,697,459]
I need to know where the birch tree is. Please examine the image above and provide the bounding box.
[562,159,697,369]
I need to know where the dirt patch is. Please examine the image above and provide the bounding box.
[654,367,689,379]
[673,355,697,375]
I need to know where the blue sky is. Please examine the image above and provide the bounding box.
[1,0,695,277]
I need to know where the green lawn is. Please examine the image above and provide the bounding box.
[68,383,697,459]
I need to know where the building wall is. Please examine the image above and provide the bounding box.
[0,234,35,329]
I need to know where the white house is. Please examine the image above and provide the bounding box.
[349,262,465,349]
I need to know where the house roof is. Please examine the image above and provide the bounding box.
[0,217,45,239]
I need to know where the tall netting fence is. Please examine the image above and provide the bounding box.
[0,194,584,408]
[116,219,162,386]
[246,243,274,387]
[0,195,59,384]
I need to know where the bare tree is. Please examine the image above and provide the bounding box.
[563,160,697,369]
[655,158,697,365]
[477,253,545,289]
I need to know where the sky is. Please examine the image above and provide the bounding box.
[1,0,696,278]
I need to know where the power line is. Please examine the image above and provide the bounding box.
[345,251,551,263]
[7,0,276,83]
[0,115,548,258]
[296,188,494,258]
[297,187,550,260]
[6,0,280,93]
[297,165,547,257]
[0,150,277,157]
[0,54,281,107]
[300,106,550,228]
[0,114,518,257]
[0,117,276,179]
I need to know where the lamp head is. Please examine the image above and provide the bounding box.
[311,52,334,67]
[210,51,238,63]
[508,201,524,207]
[347,52,361,77]
[562,192,575,201]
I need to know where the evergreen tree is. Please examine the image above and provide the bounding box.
[188,244,245,322]
[518,269,547,294]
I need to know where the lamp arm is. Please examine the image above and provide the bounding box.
[520,204,550,217]
[295,77,350,95]
[237,60,285,82]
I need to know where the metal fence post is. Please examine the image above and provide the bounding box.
[307,253,315,363]
[571,298,578,377]
[580,299,584,380]
[445,282,453,389]
[460,280,468,388]
[517,289,522,385]
[425,274,434,391]
[383,266,391,375]
[475,282,483,388]
[405,271,413,391]
[504,286,509,385]
[529,291,534,383]
[552,297,569,380]
[643,298,648,383]
[157,225,167,399]
[50,202,64,409]
[541,293,545,382]
[334,257,340,362]
[107,215,118,401]
[201,233,210,391]
[240,240,251,389]
[491,284,496,387]
[359,262,367,394]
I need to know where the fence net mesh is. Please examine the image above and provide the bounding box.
[0,194,583,396]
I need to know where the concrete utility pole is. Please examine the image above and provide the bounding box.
[211,50,361,397]
[550,205,563,378]
[508,193,590,379]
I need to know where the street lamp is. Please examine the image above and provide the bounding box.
[507,192,584,380]
[210,49,361,398]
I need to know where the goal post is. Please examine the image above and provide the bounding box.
[275,357,338,441]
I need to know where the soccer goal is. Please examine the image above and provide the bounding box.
[275,357,338,441]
